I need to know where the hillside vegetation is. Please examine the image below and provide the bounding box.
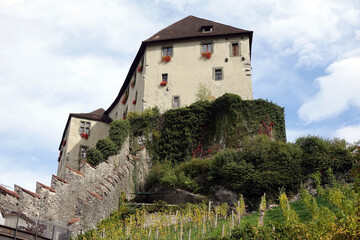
[78,93,359,239]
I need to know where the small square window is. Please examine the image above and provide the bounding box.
[202,43,212,53]
[232,43,239,56]
[80,146,88,159]
[162,73,168,82]
[79,121,90,135]
[162,47,173,57]
[173,96,180,108]
[214,69,223,81]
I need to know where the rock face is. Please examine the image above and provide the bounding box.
[211,185,239,207]
[304,178,318,196]
[0,138,151,239]
[135,185,203,204]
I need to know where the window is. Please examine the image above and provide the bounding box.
[202,43,212,53]
[79,121,90,135]
[173,96,180,108]
[162,47,173,57]
[123,106,128,119]
[214,68,223,81]
[201,25,213,32]
[80,146,88,159]
[162,73,168,82]
[232,43,239,56]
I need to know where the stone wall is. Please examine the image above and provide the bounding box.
[0,137,151,239]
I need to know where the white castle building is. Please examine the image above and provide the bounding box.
[57,16,253,178]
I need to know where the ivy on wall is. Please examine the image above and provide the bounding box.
[128,93,286,165]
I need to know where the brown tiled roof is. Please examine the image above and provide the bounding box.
[66,166,85,177]
[87,190,103,200]
[71,108,112,123]
[0,185,19,199]
[52,174,69,184]
[105,16,253,115]
[81,159,96,169]
[145,15,252,43]
[59,108,113,150]
[15,185,41,199]
[37,182,56,193]
[68,217,80,224]
[77,198,89,204]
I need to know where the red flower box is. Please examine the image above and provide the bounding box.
[160,81,167,86]
[201,52,212,59]
[137,65,143,73]
[161,56,171,63]
[122,93,128,104]
[81,132,89,140]
[130,81,135,88]
[132,99,136,105]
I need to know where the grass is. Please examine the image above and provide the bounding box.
[263,196,339,227]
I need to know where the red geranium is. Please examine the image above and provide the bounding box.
[201,52,212,59]
[160,81,167,86]
[137,65,143,73]
[132,99,136,105]
[161,56,171,63]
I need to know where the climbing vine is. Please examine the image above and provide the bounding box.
[129,93,286,165]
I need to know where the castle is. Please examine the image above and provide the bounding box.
[0,16,254,239]
[57,15,253,179]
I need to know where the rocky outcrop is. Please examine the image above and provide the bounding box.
[135,185,203,204]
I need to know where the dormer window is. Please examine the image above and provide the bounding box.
[201,25,213,32]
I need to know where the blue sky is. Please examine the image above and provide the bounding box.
[1,0,360,191]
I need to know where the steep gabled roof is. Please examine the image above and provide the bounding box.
[71,108,112,123]
[105,16,253,115]
[145,15,252,43]
[59,108,112,150]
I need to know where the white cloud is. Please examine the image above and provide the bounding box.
[298,56,360,123]
[334,124,360,144]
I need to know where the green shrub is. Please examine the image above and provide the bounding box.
[210,136,302,201]
[146,94,286,165]
[109,119,130,149]
[146,162,178,189]
[86,148,103,166]
[296,136,355,177]
[127,107,159,136]
[96,138,118,160]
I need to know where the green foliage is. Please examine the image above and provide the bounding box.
[127,107,159,136]
[146,158,212,193]
[214,136,303,201]
[295,136,354,177]
[85,148,103,166]
[195,83,215,101]
[153,100,213,164]
[109,119,130,149]
[95,138,118,160]
[144,93,285,165]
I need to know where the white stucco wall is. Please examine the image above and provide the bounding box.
[108,58,146,120]
[143,36,253,112]
[0,212,4,225]
[108,35,253,118]
[57,117,110,179]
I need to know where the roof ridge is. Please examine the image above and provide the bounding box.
[37,182,56,193]
[87,190,103,200]
[66,166,85,177]
[0,185,20,199]
[15,185,41,199]
[52,174,69,184]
